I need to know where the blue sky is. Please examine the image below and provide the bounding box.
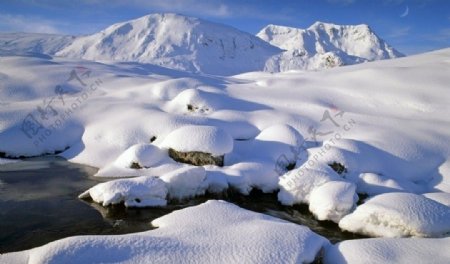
[0,0,449,54]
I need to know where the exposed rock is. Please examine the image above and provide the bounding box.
[168,148,224,166]
[329,162,347,175]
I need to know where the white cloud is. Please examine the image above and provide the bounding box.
[387,26,411,38]
[0,13,61,34]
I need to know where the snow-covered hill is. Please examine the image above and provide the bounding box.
[0,32,74,56]
[258,22,404,71]
[0,14,403,75]
[56,13,281,75]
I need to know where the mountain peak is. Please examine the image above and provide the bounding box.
[257,21,403,71]
[56,13,281,75]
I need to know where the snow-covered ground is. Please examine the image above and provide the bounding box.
[0,200,328,263]
[1,13,450,263]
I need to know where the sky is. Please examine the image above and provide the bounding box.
[0,0,449,55]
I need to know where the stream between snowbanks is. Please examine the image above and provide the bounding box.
[0,157,366,253]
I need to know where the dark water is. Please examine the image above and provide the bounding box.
[0,157,366,253]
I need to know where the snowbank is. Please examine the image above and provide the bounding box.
[324,237,450,264]
[423,192,450,207]
[160,166,208,200]
[309,181,357,223]
[160,125,233,156]
[339,192,450,237]
[278,164,341,205]
[79,176,168,207]
[0,200,328,264]
[113,143,167,168]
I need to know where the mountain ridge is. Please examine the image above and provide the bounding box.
[0,13,403,74]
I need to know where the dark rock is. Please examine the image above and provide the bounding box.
[130,162,143,169]
[150,136,157,143]
[168,148,224,166]
[328,162,347,175]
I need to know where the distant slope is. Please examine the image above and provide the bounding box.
[56,13,281,75]
[258,22,404,71]
[0,32,74,56]
[0,15,404,74]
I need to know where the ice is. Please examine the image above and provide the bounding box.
[339,192,450,237]
[0,200,329,264]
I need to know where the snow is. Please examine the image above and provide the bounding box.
[309,181,357,223]
[0,158,19,165]
[0,200,329,263]
[278,164,341,206]
[160,166,207,200]
[339,192,450,237]
[258,22,403,71]
[159,125,234,156]
[113,143,167,168]
[324,237,450,264]
[79,176,168,207]
[2,13,450,262]
[423,192,450,206]
[56,13,281,75]
[82,166,209,206]
[356,172,420,196]
[0,14,402,75]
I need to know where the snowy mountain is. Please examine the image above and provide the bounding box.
[56,13,281,75]
[0,15,403,74]
[258,22,404,71]
[0,32,74,56]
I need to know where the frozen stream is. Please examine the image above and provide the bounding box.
[0,157,366,253]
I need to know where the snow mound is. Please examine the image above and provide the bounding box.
[151,78,202,100]
[253,124,305,163]
[309,181,357,223]
[56,13,281,75]
[160,166,207,200]
[356,172,416,196]
[323,237,450,264]
[339,192,450,237]
[278,164,340,206]
[423,192,450,207]
[0,200,328,263]
[113,143,167,168]
[160,125,233,155]
[79,176,168,207]
[255,124,304,146]
[258,22,403,71]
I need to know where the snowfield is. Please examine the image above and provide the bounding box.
[1,12,450,263]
